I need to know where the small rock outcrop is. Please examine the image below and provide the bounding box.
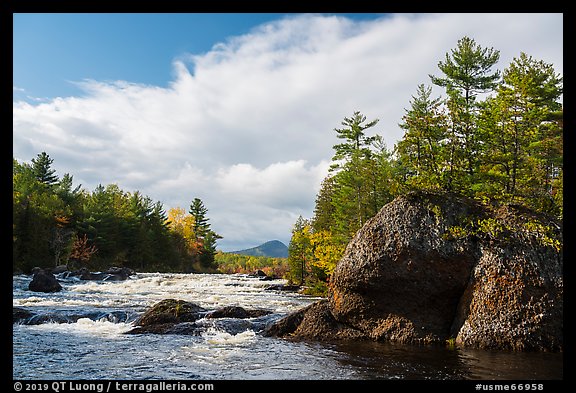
[13,307,35,324]
[265,191,563,351]
[67,266,135,281]
[204,306,271,319]
[126,299,274,335]
[126,299,207,334]
[28,269,62,292]
[263,300,365,340]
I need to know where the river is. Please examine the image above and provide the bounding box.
[12,272,563,380]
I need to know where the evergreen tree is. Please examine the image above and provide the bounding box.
[189,198,210,240]
[329,111,380,232]
[189,197,221,269]
[478,53,562,214]
[430,36,501,191]
[13,155,70,270]
[396,84,448,190]
[31,151,59,186]
[80,184,120,261]
[287,216,312,285]
[311,176,337,233]
[331,111,379,168]
[430,36,501,98]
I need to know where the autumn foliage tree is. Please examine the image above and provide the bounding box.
[68,233,98,268]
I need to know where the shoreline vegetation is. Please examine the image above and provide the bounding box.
[14,37,562,308]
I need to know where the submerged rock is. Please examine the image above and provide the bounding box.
[204,306,271,319]
[66,266,135,281]
[266,191,563,351]
[264,284,301,292]
[13,307,35,324]
[13,307,138,325]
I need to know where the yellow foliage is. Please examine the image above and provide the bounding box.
[309,230,345,276]
[54,214,70,227]
[166,207,197,252]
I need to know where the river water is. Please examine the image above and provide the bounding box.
[13,273,563,380]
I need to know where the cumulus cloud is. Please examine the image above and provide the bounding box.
[12,13,563,250]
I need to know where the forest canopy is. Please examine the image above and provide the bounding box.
[13,153,221,273]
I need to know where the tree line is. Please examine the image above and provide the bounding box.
[13,152,221,274]
[287,36,563,293]
[214,252,289,278]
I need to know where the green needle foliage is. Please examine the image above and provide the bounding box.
[287,36,562,290]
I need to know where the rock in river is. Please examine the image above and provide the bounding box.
[126,299,274,335]
[28,269,62,293]
[204,305,271,319]
[126,299,207,334]
[265,191,563,351]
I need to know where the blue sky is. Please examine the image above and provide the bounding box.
[13,13,384,100]
[14,13,283,99]
[13,13,563,251]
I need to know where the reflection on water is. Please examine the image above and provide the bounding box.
[325,340,563,380]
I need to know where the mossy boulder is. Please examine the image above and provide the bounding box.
[127,299,275,335]
[126,299,207,334]
[266,191,563,351]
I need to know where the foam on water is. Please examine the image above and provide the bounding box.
[201,328,256,345]
[14,318,134,337]
[13,272,316,313]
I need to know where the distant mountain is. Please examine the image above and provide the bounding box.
[230,240,288,258]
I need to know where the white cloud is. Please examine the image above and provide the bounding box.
[215,160,329,210]
[12,13,563,250]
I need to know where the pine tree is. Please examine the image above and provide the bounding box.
[188,197,221,269]
[430,36,501,191]
[331,111,379,168]
[311,176,337,233]
[396,84,448,190]
[31,151,59,186]
[189,198,210,240]
[329,111,380,231]
[478,53,562,214]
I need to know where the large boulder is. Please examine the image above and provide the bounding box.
[450,205,563,351]
[266,191,563,351]
[28,269,62,292]
[329,191,482,344]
